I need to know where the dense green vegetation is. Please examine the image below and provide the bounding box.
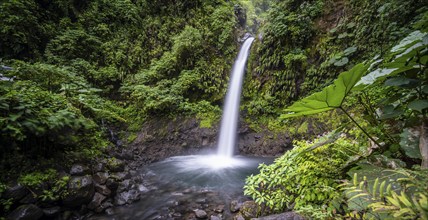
[245,19,428,220]
[0,0,243,175]
[1,0,427,219]
[0,3,249,216]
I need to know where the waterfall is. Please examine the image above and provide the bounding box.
[217,37,255,157]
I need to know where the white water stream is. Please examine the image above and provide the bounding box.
[217,37,255,157]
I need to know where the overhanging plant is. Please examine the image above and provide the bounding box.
[280,31,428,167]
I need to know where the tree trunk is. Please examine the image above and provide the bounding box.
[420,122,428,169]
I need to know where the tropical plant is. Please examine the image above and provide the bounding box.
[244,135,359,216]
[281,31,428,166]
[341,169,428,219]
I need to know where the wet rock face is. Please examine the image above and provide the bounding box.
[234,4,247,27]
[107,158,125,172]
[239,201,258,219]
[7,204,43,220]
[42,206,61,217]
[70,164,90,176]
[3,184,29,202]
[88,192,107,211]
[63,176,95,207]
[93,172,109,185]
[95,184,112,196]
[238,131,291,156]
[194,209,208,219]
[230,200,241,213]
[131,117,289,168]
[114,189,140,205]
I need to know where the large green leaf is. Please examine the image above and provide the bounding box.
[408,100,428,113]
[281,63,369,119]
[354,66,417,90]
[384,77,420,88]
[399,128,422,159]
[391,31,426,52]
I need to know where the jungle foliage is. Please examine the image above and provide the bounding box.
[0,0,247,182]
[243,0,428,124]
[244,28,428,219]
[1,0,428,219]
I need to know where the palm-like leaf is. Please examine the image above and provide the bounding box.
[281,63,369,119]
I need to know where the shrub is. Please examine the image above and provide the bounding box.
[244,136,358,215]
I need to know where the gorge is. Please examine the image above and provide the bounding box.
[1,1,427,220]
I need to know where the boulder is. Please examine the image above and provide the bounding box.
[107,158,125,172]
[210,215,222,220]
[63,176,95,207]
[7,204,43,220]
[88,193,107,210]
[97,199,114,213]
[3,184,29,202]
[93,172,109,184]
[93,162,105,173]
[117,179,131,193]
[194,209,207,219]
[70,164,90,176]
[114,189,140,205]
[95,184,112,196]
[105,208,115,215]
[111,172,131,181]
[230,200,241,213]
[234,214,245,220]
[42,206,61,217]
[19,192,37,204]
[240,201,258,219]
[105,178,119,193]
[214,205,224,213]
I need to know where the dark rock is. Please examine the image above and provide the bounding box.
[107,158,125,172]
[95,184,112,196]
[7,204,43,220]
[93,163,105,173]
[88,193,107,211]
[97,199,113,213]
[194,209,207,219]
[211,215,222,220]
[62,210,72,220]
[93,172,109,184]
[214,205,224,213]
[251,212,305,220]
[138,184,149,193]
[105,207,115,215]
[117,179,131,193]
[19,192,37,204]
[63,176,95,207]
[105,178,119,193]
[240,201,258,219]
[70,164,90,176]
[111,172,131,181]
[196,198,207,203]
[173,212,182,217]
[42,206,61,217]
[230,200,241,213]
[114,149,134,160]
[114,189,140,205]
[234,214,245,220]
[3,184,29,202]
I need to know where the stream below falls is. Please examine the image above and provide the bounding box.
[90,154,273,220]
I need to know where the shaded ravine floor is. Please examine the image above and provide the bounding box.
[89,155,273,220]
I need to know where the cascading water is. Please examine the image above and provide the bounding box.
[217,37,255,157]
[91,36,270,220]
